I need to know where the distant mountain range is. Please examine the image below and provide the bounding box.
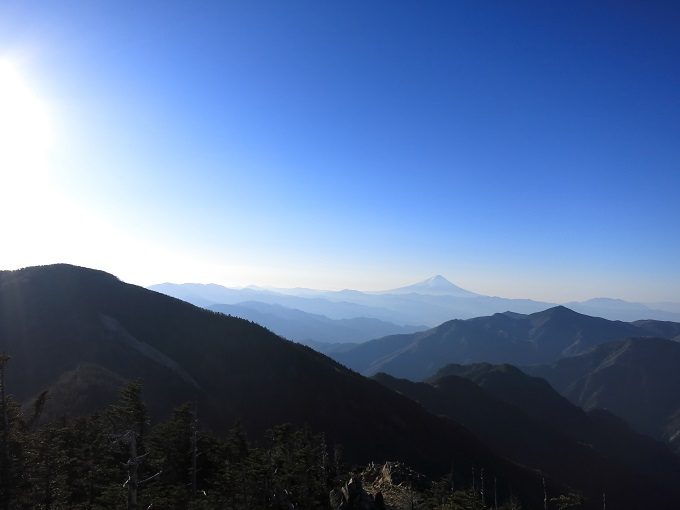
[374,274,479,297]
[207,301,426,343]
[330,306,674,380]
[0,264,551,505]
[564,298,680,322]
[3,264,680,508]
[326,304,680,455]
[149,276,680,346]
[374,364,680,507]
[149,274,680,459]
[525,337,680,453]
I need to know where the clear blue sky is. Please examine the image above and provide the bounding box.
[1,1,678,303]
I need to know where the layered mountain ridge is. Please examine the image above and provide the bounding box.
[330,306,663,380]
[525,337,680,452]
[150,276,680,343]
[2,264,680,508]
[374,364,680,504]
[376,274,479,297]
[0,263,553,506]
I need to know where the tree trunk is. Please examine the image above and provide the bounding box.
[0,354,11,510]
[127,431,139,510]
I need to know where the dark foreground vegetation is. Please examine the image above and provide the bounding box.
[0,366,580,510]
[2,265,678,509]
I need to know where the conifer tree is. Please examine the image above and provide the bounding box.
[147,402,194,507]
[0,355,26,510]
[108,381,159,510]
[108,381,148,447]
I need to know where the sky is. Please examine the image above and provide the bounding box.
[0,1,679,303]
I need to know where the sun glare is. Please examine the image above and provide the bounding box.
[0,59,53,189]
[0,58,64,271]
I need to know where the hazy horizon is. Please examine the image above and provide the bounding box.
[1,2,679,304]
[144,272,678,307]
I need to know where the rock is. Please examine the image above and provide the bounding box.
[330,475,378,510]
[331,462,430,510]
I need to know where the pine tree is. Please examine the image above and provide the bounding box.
[107,381,159,510]
[0,354,30,509]
[108,381,148,447]
[0,353,11,510]
[146,402,194,507]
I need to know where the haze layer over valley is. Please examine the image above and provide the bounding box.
[150,275,680,346]
[2,0,680,506]
[3,263,680,509]
[150,271,680,457]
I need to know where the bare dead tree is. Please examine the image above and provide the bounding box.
[190,403,198,500]
[0,354,10,510]
[112,430,161,510]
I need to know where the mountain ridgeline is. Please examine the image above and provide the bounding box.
[207,301,427,344]
[330,306,676,380]
[2,264,680,509]
[329,306,680,455]
[0,264,557,508]
[150,275,680,329]
[525,337,680,453]
[373,364,680,508]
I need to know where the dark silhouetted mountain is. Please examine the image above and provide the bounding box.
[429,363,590,432]
[429,363,680,484]
[295,338,360,355]
[525,337,680,453]
[6,264,680,507]
[632,319,680,340]
[332,306,654,380]
[207,301,426,343]
[374,366,680,508]
[0,263,554,504]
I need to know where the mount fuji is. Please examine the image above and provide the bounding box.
[380,275,479,297]
[150,275,680,344]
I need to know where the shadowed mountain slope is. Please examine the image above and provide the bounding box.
[374,368,680,508]
[525,337,680,453]
[332,307,666,380]
[429,363,680,483]
[632,319,680,340]
[0,263,555,505]
[207,301,426,343]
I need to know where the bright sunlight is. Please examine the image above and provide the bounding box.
[0,57,178,277]
[0,57,63,270]
[0,58,53,187]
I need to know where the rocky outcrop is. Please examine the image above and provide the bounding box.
[330,462,428,510]
[330,476,384,510]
